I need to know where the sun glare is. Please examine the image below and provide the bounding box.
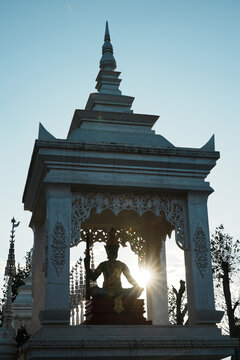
[131,267,151,288]
[141,269,151,283]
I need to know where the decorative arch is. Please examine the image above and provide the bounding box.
[71,191,185,250]
[80,227,146,266]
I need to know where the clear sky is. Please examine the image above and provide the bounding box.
[0,0,240,304]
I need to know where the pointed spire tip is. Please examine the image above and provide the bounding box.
[100,21,116,71]
[105,20,110,41]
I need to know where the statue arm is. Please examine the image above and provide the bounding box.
[89,263,102,281]
[122,264,139,287]
[84,254,102,281]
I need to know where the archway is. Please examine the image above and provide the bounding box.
[70,191,186,325]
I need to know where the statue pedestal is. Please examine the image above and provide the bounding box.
[21,324,237,359]
[84,298,151,325]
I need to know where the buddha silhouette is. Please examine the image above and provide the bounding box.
[84,228,143,313]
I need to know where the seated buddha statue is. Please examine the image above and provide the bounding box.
[84,229,143,313]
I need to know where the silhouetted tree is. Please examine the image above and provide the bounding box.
[211,225,240,359]
[0,248,33,326]
[168,280,188,325]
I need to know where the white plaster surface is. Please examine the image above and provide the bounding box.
[21,325,237,360]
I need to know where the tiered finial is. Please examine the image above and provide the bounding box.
[0,218,19,359]
[85,21,134,113]
[70,258,85,325]
[5,218,19,277]
[100,21,116,71]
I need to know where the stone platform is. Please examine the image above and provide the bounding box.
[84,298,151,325]
[21,325,238,360]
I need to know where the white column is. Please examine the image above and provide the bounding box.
[146,283,152,322]
[146,229,169,325]
[184,191,223,325]
[39,184,71,325]
[30,221,45,333]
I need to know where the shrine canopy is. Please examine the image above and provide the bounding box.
[22,22,225,335]
[23,21,219,223]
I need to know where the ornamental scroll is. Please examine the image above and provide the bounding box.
[193,224,208,278]
[71,192,185,250]
[51,221,67,277]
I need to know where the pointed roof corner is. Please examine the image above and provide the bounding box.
[100,21,116,71]
[201,134,215,151]
[38,123,56,141]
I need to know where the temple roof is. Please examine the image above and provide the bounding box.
[22,23,219,212]
[65,22,176,148]
[35,21,217,154]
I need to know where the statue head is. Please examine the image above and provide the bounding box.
[105,228,119,261]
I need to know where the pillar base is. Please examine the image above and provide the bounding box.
[39,309,70,325]
[190,309,224,325]
[0,327,18,360]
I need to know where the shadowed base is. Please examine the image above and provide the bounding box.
[84,298,151,325]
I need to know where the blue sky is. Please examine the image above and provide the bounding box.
[0,1,240,298]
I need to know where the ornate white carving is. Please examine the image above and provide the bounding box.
[71,192,185,249]
[51,221,67,277]
[24,338,238,349]
[193,224,208,278]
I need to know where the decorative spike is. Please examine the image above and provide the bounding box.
[90,246,97,287]
[80,299,84,324]
[90,247,95,271]
[74,262,80,325]
[85,22,134,113]
[78,258,85,324]
[79,258,84,301]
[105,21,110,41]
[100,21,116,71]
[5,218,19,277]
[75,264,79,301]
[70,271,75,322]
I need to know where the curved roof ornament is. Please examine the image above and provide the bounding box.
[100,21,117,71]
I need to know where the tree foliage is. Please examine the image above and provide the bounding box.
[211,225,240,341]
[211,225,240,284]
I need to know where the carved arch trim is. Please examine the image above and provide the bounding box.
[71,192,185,250]
[193,224,208,278]
[80,227,147,267]
[51,221,67,277]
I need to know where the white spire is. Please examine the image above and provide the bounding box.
[85,21,134,113]
[100,21,116,71]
